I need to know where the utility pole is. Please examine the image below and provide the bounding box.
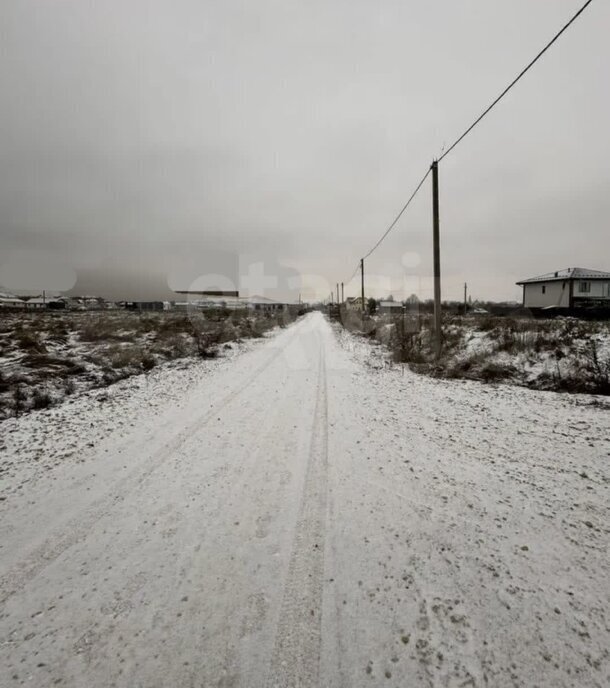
[431,160,442,358]
[341,282,344,303]
[360,259,365,314]
[464,282,467,315]
[336,283,339,305]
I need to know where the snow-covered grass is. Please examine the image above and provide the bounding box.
[341,313,610,395]
[0,309,298,419]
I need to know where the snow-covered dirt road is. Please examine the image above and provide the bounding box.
[1,312,608,687]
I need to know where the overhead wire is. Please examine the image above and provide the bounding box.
[362,167,431,261]
[341,0,595,293]
[438,0,595,162]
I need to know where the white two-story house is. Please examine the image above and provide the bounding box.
[516,268,610,308]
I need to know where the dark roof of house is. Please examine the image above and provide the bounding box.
[516,268,610,285]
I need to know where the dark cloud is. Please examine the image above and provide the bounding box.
[1,0,608,302]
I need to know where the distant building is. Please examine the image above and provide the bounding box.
[516,268,610,308]
[345,296,368,311]
[171,290,290,312]
[124,301,166,311]
[65,295,107,310]
[19,297,47,310]
[0,296,26,309]
[242,295,285,312]
[377,300,403,315]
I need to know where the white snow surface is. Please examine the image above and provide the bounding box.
[0,312,609,687]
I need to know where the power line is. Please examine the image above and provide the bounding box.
[438,0,595,162]
[341,167,430,291]
[346,262,360,284]
[362,167,431,260]
[341,0,595,303]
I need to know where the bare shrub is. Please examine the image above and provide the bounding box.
[141,354,157,371]
[195,330,221,358]
[392,333,428,365]
[479,361,517,382]
[77,314,141,342]
[12,385,28,415]
[64,378,76,395]
[31,389,53,410]
[477,317,497,332]
[581,340,610,395]
[445,354,486,379]
[153,332,193,358]
[109,346,145,369]
[16,330,47,354]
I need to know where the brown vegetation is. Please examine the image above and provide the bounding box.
[0,308,299,418]
[338,311,610,396]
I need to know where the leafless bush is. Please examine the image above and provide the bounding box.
[11,385,28,416]
[479,361,517,382]
[109,346,144,369]
[64,378,76,395]
[141,354,157,371]
[581,340,610,394]
[31,389,53,410]
[195,330,222,358]
[16,330,47,353]
[392,332,429,365]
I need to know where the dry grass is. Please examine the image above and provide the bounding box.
[340,312,610,395]
[0,309,299,418]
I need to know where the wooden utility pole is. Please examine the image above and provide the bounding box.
[360,259,365,314]
[431,160,442,358]
[341,282,344,303]
[464,282,467,315]
[336,283,339,304]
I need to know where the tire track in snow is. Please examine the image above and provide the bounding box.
[0,323,305,605]
[265,336,329,688]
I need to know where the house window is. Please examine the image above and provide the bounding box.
[541,285,546,294]
[579,281,591,293]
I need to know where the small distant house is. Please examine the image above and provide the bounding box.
[67,295,107,310]
[377,300,404,315]
[0,295,66,310]
[242,295,285,312]
[345,296,368,311]
[125,301,165,311]
[173,290,242,310]
[516,268,610,308]
[0,296,26,309]
[20,297,47,310]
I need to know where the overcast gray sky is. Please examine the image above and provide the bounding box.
[1,0,608,302]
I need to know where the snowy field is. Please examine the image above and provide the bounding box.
[0,312,608,687]
[0,310,291,419]
[362,313,610,395]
